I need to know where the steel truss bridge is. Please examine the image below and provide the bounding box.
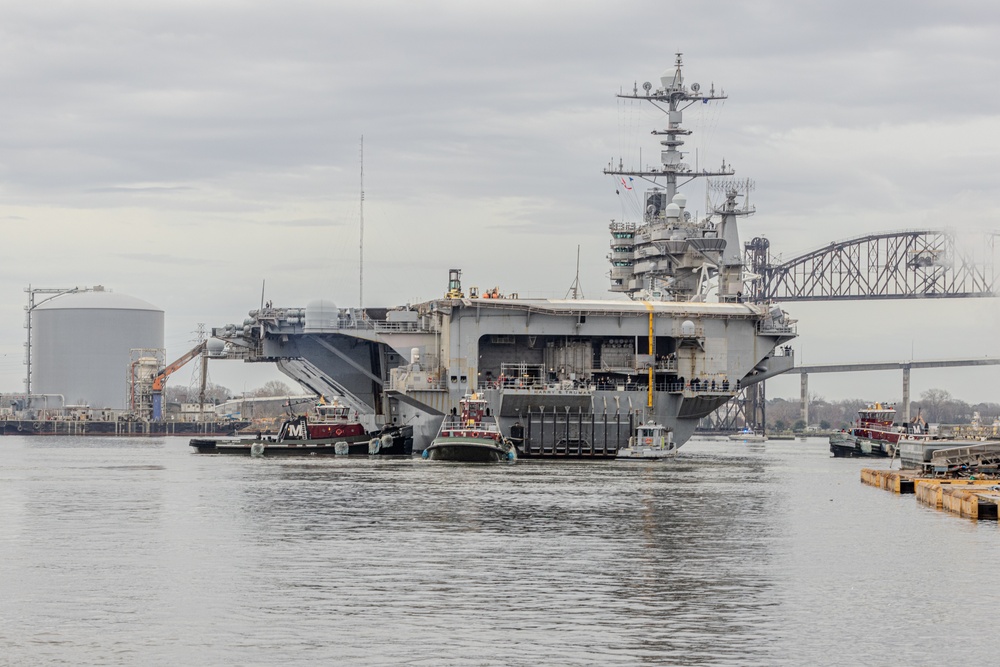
[744,230,997,303]
[703,229,998,432]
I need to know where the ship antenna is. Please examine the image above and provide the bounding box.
[359,135,365,311]
[565,245,584,300]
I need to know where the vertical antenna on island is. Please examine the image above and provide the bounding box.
[566,245,584,300]
[359,135,365,311]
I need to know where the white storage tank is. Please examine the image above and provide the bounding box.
[31,288,164,409]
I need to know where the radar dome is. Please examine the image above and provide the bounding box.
[206,338,226,356]
[660,69,682,89]
[665,203,681,220]
[672,193,688,209]
[681,320,696,336]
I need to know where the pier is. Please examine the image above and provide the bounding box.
[861,468,1000,520]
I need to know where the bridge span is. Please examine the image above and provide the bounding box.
[728,229,998,432]
[796,357,1000,425]
[745,230,997,303]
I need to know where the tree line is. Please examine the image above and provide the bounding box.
[766,389,1000,431]
[165,380,303,419]
[165,381,997,430]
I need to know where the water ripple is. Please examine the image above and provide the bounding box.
[0,437,996,665]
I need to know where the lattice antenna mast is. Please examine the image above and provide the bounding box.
[565,245,585,299]
[188,322,208,419]
[605,53,732,200]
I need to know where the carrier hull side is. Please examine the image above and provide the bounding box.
[213,298,794,452]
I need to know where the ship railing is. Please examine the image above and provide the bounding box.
[673,387,739,398]
[299,317,427,334]
[757,320,797,335]
[341,319,425,333]
[656,358,679,371]
[600,362,635,373]
[662,379,738,395]
[589,381,733,395]
[388,373,448,392]
[482,381,594,395]
[598,359,679,373]
[370,320,425,333]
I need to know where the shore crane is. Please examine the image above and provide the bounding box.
[150,341,208,420]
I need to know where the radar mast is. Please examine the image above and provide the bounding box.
[606,54,752,303]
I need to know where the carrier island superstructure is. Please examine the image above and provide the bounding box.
[211,55,796,452]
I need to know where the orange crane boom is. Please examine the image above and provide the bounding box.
[152,341,207,392]
[149,341,210,421]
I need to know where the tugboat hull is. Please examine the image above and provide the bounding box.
[830,442,866,458]
[190,426,413,457]
[829,432,888,458]
[615,447,674,460]
[424,438,510,462]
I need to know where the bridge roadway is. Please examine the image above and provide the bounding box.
[795,358,1000,424]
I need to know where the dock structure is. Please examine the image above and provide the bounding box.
[861,468,1000,521]
[860,468,920,494]
[914,481,1000,520]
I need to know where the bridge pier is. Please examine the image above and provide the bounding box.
[902,365,911,424]
[793,358,1000,431]
[800,373,808,427]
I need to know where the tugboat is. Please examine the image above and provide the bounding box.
[616,421,676,460]
[423,394,516,462]
[829,403,928,458]
[190,401,412,456]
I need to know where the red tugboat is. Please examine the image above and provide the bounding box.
[829,403,929,458]
[423,394,516,462]
[190,402,412,456]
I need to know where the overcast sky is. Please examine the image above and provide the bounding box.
[2,0,1000,403]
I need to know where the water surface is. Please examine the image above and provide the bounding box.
[1,436,996,665]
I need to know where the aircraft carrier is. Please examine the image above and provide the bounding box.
[210,55,796,453]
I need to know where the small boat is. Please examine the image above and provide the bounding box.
[190,401,412,456]
[616,421,676,460]
[728,428,767,443]
[828,429,862,457]
[423,394,516,462]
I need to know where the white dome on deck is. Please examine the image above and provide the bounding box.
[304,300,339,332]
